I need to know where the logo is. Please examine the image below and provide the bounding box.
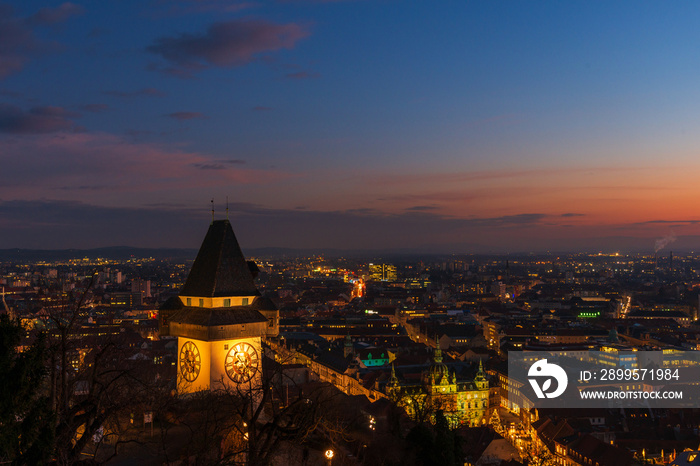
[528,359,568,399]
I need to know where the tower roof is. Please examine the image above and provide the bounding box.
[428,348,450,381]
[180,220,261,298]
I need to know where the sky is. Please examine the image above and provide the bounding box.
[2,0,700,253]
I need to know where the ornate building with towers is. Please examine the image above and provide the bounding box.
[385,349,489,427]
[159,219,279,394]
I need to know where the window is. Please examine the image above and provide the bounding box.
[269,318,275,328]
[199,299,204,307]
[186,298,191,306]
[224,298,231,307]
[242,297,249,305]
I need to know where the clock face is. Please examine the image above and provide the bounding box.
[225,342,259,383]
[179,341,201,382]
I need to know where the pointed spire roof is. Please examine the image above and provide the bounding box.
[180,220,260,297]
[388,363,398,386]
[475,358,486,382]
[428,348,449,383]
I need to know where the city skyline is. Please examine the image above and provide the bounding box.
[2,1,700,252]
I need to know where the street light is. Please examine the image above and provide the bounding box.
[325,448,334,465]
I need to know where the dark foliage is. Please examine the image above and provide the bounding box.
[0,315,55,464]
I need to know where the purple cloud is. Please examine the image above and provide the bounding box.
[3,198,699,252]
[157,1,260,15]
[30,106,81,118]
[27,3,84,26]
[285,70,320,79]
[406,205,439,211]
[191,163,227,170]
[0,104,75,134]
[103,88,166,98]
[0,3,82,78]
[165,111,207,120]
[0,132,285,206]
[278,0,350,3]
[53,185,109,191]
[468,213,547,226]
[147,19,310,73]
[0,8,36,78]
[635,219,700,225]
[191,159,246,169]
[0,89,23,97]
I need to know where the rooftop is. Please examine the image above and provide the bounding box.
[180,220,260,298]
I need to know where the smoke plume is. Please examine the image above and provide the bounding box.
[654,234,676,253]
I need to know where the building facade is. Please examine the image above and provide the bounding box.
[159,219,279,395]
[386,349,489,427]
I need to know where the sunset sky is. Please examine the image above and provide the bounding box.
[2,1,700,253]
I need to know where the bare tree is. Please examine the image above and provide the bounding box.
[161,352,354,466]
[388,387,460,426]
[521,441,557,466]
[39,277,356,465]
[44,274,163,464]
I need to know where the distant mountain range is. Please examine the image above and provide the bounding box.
[0,247,199,262]
[0,246,437,262]
[0,235,697,262]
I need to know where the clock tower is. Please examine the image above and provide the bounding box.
[161,219,278,394]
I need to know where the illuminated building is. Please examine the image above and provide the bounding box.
[386,349,489,427]
[160,219,279,394]
[369,263,397,282]
[111,292,143,307]
[595,344,638,369]
[671,450,700,465]
[131,279,151,298]
[358,348,392,367]
[111,270,122,284]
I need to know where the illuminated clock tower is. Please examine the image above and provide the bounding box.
[161,219,278,394]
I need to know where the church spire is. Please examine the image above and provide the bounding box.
[475,358,486,383]
[389,363,398,386]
